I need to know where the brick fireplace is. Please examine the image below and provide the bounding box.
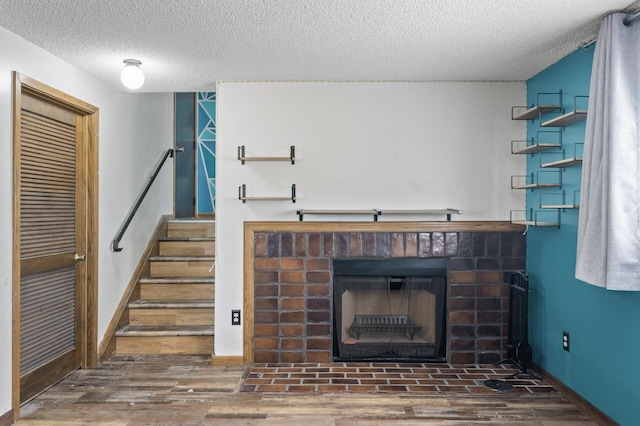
[244,222,526,365]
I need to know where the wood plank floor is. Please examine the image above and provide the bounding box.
[16,355,596,425]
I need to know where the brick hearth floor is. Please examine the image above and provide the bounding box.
[240,363,555,395]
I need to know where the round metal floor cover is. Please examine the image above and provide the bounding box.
[483,379,514,393]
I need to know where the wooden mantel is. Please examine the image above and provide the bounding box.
[244,221,524,235]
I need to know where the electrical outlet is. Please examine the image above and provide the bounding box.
[231,309,241,326]
[562,331,570,352]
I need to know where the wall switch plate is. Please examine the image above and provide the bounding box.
[562,331,570,352]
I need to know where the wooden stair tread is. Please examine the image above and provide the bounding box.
[116,325,214,337]
[138,277,215,284]
[159,236,215,242]
[167,219,215,223]
[150,256,215,262]
[129,300,214,309]
[111,218,216,357]
[166,220,215,238]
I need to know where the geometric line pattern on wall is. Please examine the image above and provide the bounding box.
[197,92,216,214]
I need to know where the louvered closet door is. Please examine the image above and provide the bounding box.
[18,93,85,403]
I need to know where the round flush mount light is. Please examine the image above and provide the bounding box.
[120,59,145,89]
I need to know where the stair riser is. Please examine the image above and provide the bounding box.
[167,222,214,238]
[115,336,213,355]
[150,261,215,277]
[140,284,214,300]
[129,309,214,326]
[159,241,215,256]
[113,219,216,357]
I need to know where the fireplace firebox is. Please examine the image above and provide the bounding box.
[333,258,447,362]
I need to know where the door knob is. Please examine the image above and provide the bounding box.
[74,254,86,261]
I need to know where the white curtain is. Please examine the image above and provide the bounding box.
[576,13,640,291]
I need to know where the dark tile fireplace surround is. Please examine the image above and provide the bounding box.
[248,223,525,365]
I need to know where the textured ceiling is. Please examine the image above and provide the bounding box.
[0,0,638,92]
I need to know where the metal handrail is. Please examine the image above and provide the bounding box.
[111,148,177,252]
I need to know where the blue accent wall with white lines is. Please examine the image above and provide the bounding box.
[197,92,216,214]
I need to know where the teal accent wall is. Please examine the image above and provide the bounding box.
[197,92,216,214]
[527,46,640,425]
[174,92,196,218]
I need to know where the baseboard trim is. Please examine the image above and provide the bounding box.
[0,409,14,426]
[211,356,244,366]
[532,362,618,426]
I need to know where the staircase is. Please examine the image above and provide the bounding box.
[114,220,215,355]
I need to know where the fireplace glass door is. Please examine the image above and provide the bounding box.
[334,274,445,361]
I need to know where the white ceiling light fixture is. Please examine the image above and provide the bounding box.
[120,59,144,89]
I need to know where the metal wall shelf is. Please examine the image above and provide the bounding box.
[239,184,296,203]
[512,142,561,155]
[378,209,462,221]
[540,144,584,168]
[541,157,582,168]
[511,171,562,191]
[540,190,580,210]
[509,91,585,230]
[297,209,379,221]
[511,91,562,121]
[511,131,562,155]
[237,145,295,164]
[540,96,588,127]
[296,208,462,222]
[510,209,560,228]
[541,110,587,127]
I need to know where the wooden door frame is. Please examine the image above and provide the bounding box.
[11,73,99,419]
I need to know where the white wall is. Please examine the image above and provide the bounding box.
[0,26,173,417]
[96,93,174,341]
[215,81,526,356]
